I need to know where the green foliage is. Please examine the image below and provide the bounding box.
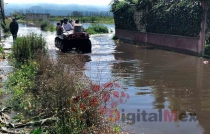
[86,24,109,34]
[4,29,127,133]
[11,33,46,65]
[31,127,42,134]
[111,0,203,37]
[40,21,55,32]
[205,45,210,55]
[1,22,10,33]
[0,19,12,38]
[0,88,2,96]
[89,16,98,23]
[205,36,210,55]
[111,1,138,31]
[0,46,5,59]
[207,1,210,30]
[142,1,203,37]
[0,46,3,53]
[11,12,26,20]
[6,61,38,95]
[5,61,38,111]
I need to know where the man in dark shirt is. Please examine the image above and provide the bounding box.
[9,18,19,41]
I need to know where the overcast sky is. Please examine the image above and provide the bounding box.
[4,0,112,5]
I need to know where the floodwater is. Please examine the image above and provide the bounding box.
[1,23,210,134]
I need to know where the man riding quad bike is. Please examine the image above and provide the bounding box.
[55,18,92,53]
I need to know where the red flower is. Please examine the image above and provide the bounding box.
[92,84,102,92]
[71,106,77,112]
[90,97,99,107]
[172,110,177,114]
[122,87,127,90]
[114,83,120,88]
[102,92,111,102]
[73,96,80,103]
[82,90,90,98]
[111,101,118,108]
[127,94,130,100]
[120,98,123,104]
[80,103,86,111]
[113,91,119,98]
[121,91,126,97]
[109,110,120,122]
[98,106,108,114]
[104,82,113,88]
[67,100,71,105]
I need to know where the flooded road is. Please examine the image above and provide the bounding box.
[1,23,210,134]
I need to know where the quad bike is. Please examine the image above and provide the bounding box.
[55,30,92,53]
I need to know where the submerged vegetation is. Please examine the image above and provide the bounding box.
[85,24,109,34]
[40,20,56,32]
[1,33,129,133]
[11,33,46,66]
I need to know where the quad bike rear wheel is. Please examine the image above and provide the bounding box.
[81,39,92,53]
[60,41,68,52]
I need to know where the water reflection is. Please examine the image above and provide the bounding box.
[112,42,210,134]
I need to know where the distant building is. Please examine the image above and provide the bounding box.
[26,13,50,21]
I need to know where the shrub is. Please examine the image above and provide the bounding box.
[6,53,129,133]
[1,22,10,33]
[86,24,109,34]
[40,21,47,30]
[5,32,130,133]
[11,33,46,65]
[40,21,55,32]
[5,61,39,111]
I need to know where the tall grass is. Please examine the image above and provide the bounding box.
[11,33,46,66]
[85,24,109,34]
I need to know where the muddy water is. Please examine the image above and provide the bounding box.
[1,23,210,134]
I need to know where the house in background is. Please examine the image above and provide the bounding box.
[26,13,50,21]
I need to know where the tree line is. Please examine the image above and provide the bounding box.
[10,10,113,17]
